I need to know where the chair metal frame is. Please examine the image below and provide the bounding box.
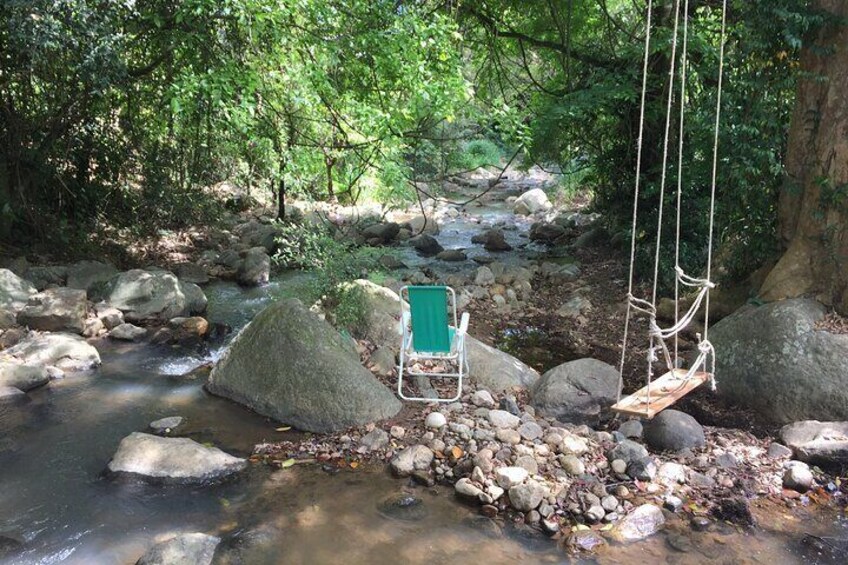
[397,285,469,402]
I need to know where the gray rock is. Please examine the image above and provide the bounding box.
[234,220,281,253]
[149,416,184,434]
[17,287,87,334]
[0,268,37,313]
[0,362,50,391]
[173,263,209,285]
[23,265,68,290]
[472,229,513,252]
[518,421,543,441]
[409,234,443,256]
[390,445,434,476]
[66,261,117,294]
[496,466,529,488]
[406,215,440,236]
[767,443,793,459]
[560,455,585,476]
[361,428,390,451]
[710,299,848,423]
[663,495,684,512]
[566,530,607,552]
[436,249,467,262]
[95,303,124,329]
[513,189,551,216]
[4,333,100,371]
[105,270,207,321]
[529,222,566,243]
[531,358,618,425]
[783,461,814,493]
[108,432,246,484]
[455,478,484,498]
[471,390,496,408]
[361,222,401,243]
[607,440,648,466]
[110,323,147,341]
[584,504,606,523]
[321,280,405,350]
[619,420,643,439]
[627,457,657,481]
[467,337,540,392]
[236,247,270,286]
[136,533,219,565]
[378,255,406,270]
[716,452,738,469]
[609,504,665,542]
[643,410,705,451]
[207,299,400,433]
[779,420,848,466]
[611,459,627,475]
[496,428,521,444]
[509,480,545,511]
[369,346,396,377]
[474,266,495,286]
[601,495,619,512]
[515,455,539,475]
[488,409,521,429]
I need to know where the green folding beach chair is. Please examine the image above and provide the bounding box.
[397,285,470,402]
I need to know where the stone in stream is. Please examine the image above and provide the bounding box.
[409,234,443,256]
[361,222,401,244]
[207,298,400,433]
[149,416,184,434]
[4,333,100,371]
[643,410,705,452]
[16,287,87,334]
[466,338,540,392]
[566,530,607,553]
[474,266,495,286]
[104,269,207,322]
[110,323,148,341]
[531,358,619,426]
[471,229,513,252]
[0,386,27,404]
[0,535,23,560]
[108,432,246,484]
[236,247,271,287]
[710,299,848,423]
[529,222,566,243]
[436,249,467,262]
[173,262,209,285]
[0,268,37,314]
[513,188,551,216]
[390,445,434,477]
[377,494,428,521]
[779,420,848,466]
[135,532,220,565]
[0,361,50,391]
[608,504,665,542]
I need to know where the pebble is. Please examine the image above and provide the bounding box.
[455,478,484,498]
[601,495,619,512]
[560,455,585,476]
[425,412,447,429]
[768,443,793,459]
[518,421,543,441]
[515,455,539,475]
[663,495,684,512]
[488,485,505,500]
[471,390,496,407]
[496,428,521,445]
[149,416,184,433]
[488,410,520,429]
[611,459,627,475]
[525,510,541,524]
[585,504,606,523]
[690,516,712,532]
[499,396,521,416]
[618,420,643,439]
[509,480,545,512]
[543,433,563,447]
[430,439,446,453]
[480,505,498,518]
[783,461,814,493]
[495,466,528,489]
[627,457,657,481]
[471,466,486,484]
[390,426,405,439]
[716,452,738,469]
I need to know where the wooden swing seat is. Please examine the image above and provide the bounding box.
[611,369,711,419]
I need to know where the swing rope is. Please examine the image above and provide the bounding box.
[616,0,727,407]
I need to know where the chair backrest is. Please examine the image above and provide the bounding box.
[408,286,451,353]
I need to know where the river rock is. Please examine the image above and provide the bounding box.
[0,361,50,391]
[105,270,207,322]
[495,466,528,488]
[362,222,401,244]
[236,247,270,286]
[436,249,467,262]
[4,333,100,371]
[66,260,118,294]
[783,461,814,492]
[471,390,495,408]
[409,234,443,256]
[149,416,184,434]
[710,299,848,423]
[0,268,37,313]
[23,265,68,290]
[779,420,848,466]
[0,386,26,404]
[472,229,513,252]
[173,262,209,285]
[513,188,552,216]
[234,220,280,253]
[531,358,618,425]
[321,280,406,350]
[467,337,540,392]
[607,440,649,466]
[360,428,390,451]
[619,420,643,439]
[643,410,705,451]
[566,530,607,552]
[509,480,545,511]
[390,445,434,476]
[425,411,447,429]
[16,287,87,334]
[608,504,665,542]
[488,409,521,429]
[207,298,400,433]
[108,432,245,483]
[136,533,220,565]
[455,478,484,498]
[529,222,566,243]
[110,323,147,341]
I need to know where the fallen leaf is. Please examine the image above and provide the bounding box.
[276,426,292,432]
[350,461,359,469]
[450,446,463,460]
[280,458,296,468]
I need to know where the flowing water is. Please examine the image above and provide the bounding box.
[1,200,846,563]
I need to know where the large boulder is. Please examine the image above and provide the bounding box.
[320,279,406,351]
[4,333,101,371]
[409,234,444,257]
[361,222,401,244]
[104,270,207,322]
[531,358,618,425]
[0,268,37,313]
[780,420,848,466]
[710,298,848,423]
[513,188,552,216]
[136,533,220,565]
[16,287,88,334]
[0,361,50,391]
[23,265,68,290]
[643,410,706,452]
[467,337,540,392]
[107,432,245,484]
[66,261,117,294]
[236,247,271,287]
[207,298,401,432]
[234,220,280,253]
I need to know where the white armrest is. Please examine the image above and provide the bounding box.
[458,312,470,335]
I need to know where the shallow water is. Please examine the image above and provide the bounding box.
[1,236,846,563]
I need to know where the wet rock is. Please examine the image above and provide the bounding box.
[390,445,434,477]
[105,269,207,321]
[496,428,521,445]
[0,535,23,559]
[643,410,705,451]
[531,358,619,426]
[690,516,712,531]
[207,299,400,433]
[436,249,467,262]
[0,268,37,314]
[361,428,390,451]
[0,386,26,404]
[410,234,443,256]
[608,504,665,542]
[566,529,607,553]
[4,333,100,371]
[529,222,566,243]
[149,416,184,434]
[169,316,210,343]
[783,461,814,492]
[513,188,551,216]
[488,409,520,429]
[0,361,50,391]
[236,247,271,286]
[712,496,755,526]
[467,338,539,392]
[110,323,147,341]
[66,260,118,294]
[472,229,513,252]
[663,495,684,512]
[95,303,124,329]
[136,533,219,565]
[495,466,528,488]
[377,494,428,521]
[108,432,246,484]
[585,504,606,523]
[425,412,447,429]
[509,480,545,511]
[779,420,848,466]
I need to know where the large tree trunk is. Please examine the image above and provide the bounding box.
[761,1,848,314]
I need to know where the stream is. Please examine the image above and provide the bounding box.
[1,186,846,563]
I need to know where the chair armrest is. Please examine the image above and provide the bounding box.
[458,312,470,335]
